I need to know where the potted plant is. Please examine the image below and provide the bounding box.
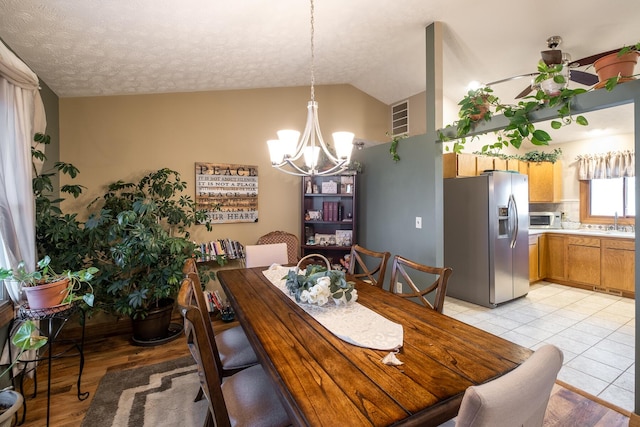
[0,256,97,309]
[0,321,47,426]
[597,42,640,90]
[441,81,588,154]
[84,168,213,342]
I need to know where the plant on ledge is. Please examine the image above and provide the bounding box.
[443,80,589,154]
[84,168,215,320]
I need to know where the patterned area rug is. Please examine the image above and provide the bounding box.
[82,356,207,427]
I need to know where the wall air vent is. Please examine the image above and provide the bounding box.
[391,100,409,136]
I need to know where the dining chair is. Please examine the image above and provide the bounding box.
[388,255,452,313]
[178,278,290,427]
[256,230,300,264]
[455,344,563,427]
[181,259,258,377]
[347,244,391,288]
[245,243,289,268]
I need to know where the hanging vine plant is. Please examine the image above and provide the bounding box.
[386,132,407,162]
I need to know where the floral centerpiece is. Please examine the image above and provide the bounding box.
[284,262,357,306]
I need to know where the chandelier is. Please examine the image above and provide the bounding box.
[266,0,354,176]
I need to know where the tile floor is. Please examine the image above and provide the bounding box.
[444,281,635,412]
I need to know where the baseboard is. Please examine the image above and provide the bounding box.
[629,412,640,427]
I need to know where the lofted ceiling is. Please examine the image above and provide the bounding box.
[0,0,638,139]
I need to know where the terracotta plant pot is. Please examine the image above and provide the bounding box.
[23,277,70,309]
[594,51,639,85]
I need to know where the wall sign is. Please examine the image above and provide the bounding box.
[195,163,258,223]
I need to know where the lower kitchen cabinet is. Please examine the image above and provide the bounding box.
[545,234,566,281]
[529,234,540,282]
[538,233,634,298]
[601,238,635,294]
[567,237,600,287]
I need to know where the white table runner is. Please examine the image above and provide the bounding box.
[262,266,403,351]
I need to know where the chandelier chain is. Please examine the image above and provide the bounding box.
[310,0,315,102]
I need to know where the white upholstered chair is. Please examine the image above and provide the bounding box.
[245,243,289,268]
[455,344,563,427]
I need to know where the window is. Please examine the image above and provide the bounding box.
[580,178,635,224]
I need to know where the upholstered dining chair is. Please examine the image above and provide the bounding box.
[245,243,289,268]
[455,344,563,427]
[256,230,299,264]
[182,259,258,377]
[347,244,391,288]
[388,255,452,313]
[178,278,290,427]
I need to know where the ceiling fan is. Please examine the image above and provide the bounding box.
[487,36,622,98]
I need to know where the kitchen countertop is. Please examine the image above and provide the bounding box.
[529,228,635,239]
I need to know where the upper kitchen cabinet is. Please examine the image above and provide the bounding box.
[526,161,563,203]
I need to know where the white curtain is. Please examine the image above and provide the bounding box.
[0,39,46,278]
[577,150,635,180]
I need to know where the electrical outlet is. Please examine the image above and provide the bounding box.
[395,281,402,293]
[415,216,422,229]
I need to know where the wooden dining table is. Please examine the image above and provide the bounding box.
[217,267,532,427]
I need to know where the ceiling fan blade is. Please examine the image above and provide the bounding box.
[515,86,534,99]
[486,72,539,87]
[541,49,563,65]
[569,70,600,86]
[569,48,622,67]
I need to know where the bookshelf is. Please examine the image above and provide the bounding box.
[301,173,357,268]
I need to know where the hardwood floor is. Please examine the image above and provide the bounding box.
[16,320,631,427]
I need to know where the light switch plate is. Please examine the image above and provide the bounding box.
[415,217,422,229]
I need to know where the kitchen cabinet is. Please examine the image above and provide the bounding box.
[301,174,357,266]
[544,234,566,281]
[527,161,563,203]
[601,238,635,294]
[476,156,494,174]
[443,153,478,178]
[538,232,635,298]
[529,234,540,282]
[567,236,600,287]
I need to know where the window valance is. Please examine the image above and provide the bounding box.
[576,150,634,180]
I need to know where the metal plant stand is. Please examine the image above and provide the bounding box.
[9,302,88,426]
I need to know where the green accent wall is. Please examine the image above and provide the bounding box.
[352,134,442,283]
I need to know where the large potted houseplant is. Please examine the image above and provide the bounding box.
[84,168,213,343]
[32,133,88,274]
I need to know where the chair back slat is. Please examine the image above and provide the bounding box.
[347,244,391,288]
[389,255,452,313]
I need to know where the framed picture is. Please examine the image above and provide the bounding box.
[308,210,322,220]
[340,175,354,193]
[335,230,353,246]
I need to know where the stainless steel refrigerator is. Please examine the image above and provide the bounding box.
[444,171,529,308]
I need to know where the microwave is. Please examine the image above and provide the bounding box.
[529,212,562,229]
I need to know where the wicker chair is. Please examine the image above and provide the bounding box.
[256,231,299,264]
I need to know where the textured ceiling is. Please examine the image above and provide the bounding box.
[0,0,638,112]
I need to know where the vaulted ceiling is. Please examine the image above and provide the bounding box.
[0,0,638,138]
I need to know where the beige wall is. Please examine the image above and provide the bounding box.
[59,84,388,247]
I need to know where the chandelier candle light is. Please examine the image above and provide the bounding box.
[267,0,354,176]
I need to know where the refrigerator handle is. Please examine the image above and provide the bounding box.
[509,194,518,248]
